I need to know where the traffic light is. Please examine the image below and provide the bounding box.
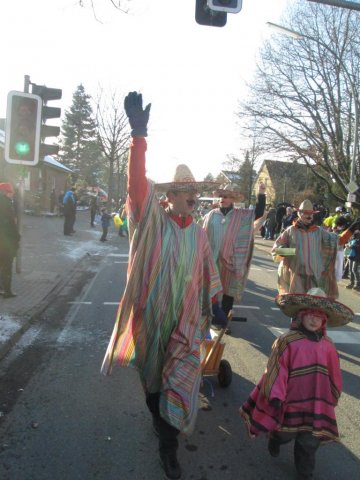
[207,0,242,13]
[195,0,227,27]
[5,91,42,166]
[32,84,62,157]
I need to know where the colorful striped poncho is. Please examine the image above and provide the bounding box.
[272,224,339,299]
[202,208,255,301]
[240,328,342,443]
[101,179,221,434]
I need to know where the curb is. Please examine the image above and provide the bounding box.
[0,254,91,362]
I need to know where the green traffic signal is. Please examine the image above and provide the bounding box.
[15,141,31,156]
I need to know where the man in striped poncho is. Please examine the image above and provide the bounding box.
[101,92,221,480]
[272,199,360,299]
[202,182,266,332]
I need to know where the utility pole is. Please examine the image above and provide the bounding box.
[15,75,31,273]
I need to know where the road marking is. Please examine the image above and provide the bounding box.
[103,302,119,305]
[268,327,360,345]
[114,261,128,264]
[233,305,260,309]
[271,307,280,311]
[107,253,129,257]
[67,301,92,305]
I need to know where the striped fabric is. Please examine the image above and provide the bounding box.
[240,330,342,443]
[272,224,339,298]
[101,180,221,434]
[203,208,255,300]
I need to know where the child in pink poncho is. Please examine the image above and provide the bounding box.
[240,288,354,480]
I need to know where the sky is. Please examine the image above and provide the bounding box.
[1,0,291,183]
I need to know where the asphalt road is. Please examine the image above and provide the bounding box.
[0,246,359,480]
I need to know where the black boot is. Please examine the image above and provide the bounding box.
[158,418,181,479]
[268,437,280,457]
[159,451,181,480]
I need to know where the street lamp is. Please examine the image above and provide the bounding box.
[266,22,359,202]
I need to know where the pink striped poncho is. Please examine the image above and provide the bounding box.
[240,329,342,443]
[202,208,255,301]
[101,180,221,434]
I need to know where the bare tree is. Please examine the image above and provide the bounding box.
[78,1,131,22]
[238,2,360,207]
[95,89,130,209]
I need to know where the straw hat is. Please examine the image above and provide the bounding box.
[297,199,320,214]
[275,288,354,327]
[155,164,219,193]
[213,183,245,201]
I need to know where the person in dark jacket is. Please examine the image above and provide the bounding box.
[99,207,113,242]
[0,183,20,298]
[63,187,76,235]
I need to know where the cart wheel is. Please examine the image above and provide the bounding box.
[218,359,232,388]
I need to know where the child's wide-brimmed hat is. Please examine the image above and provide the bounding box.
[155,164,219,193]
[213,183,245,201]
[275,288,354,327]
[297,199,320,215]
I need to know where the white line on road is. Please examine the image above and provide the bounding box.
[233,305,260,309]
[103,302,119,305]
[67,301,92,305]
[268,327,360,344]
[107,253,129,257]
[114,261,128,264]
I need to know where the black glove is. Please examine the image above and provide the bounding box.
[124,91,151,137]
[349,217,360,233]
[211,303,228,329]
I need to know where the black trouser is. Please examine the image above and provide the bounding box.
[100,227,108,241]
[270,431,320,477]
[0,252,15,294]
[90,210,96,227]
[146,392,180,455]
[64,215,73,235]
[222,294,234,317]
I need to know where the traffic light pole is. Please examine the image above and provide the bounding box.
[15,75,31,273]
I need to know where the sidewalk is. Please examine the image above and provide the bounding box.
[0,209,123,360]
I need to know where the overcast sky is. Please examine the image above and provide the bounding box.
[1,0,291,182]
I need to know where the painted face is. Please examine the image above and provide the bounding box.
[168,190,198,216]
[301,312,324,332]
[299,211,314,225]
[219,195,233,208]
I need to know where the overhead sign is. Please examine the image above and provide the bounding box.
[346,181,359,194]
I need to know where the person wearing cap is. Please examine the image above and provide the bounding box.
[272,199,360,299]
[202,181,266,331]
[101,92,221,480]
[0,183,20,298]
[323,206,346,231]
[240,288,353,480]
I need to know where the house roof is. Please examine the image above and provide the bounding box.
[255,159,307,181]
[43,155,73,173]
[220,170,242,182]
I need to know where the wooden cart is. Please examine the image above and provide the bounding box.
[201,311,233,388]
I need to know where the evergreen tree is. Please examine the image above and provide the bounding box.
[59,84,102,184]
[238,151,256,205]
